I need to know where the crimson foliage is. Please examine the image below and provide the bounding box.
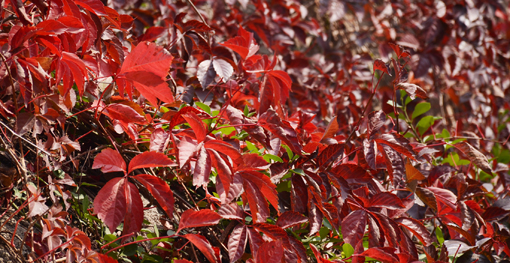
[0,0,509,262]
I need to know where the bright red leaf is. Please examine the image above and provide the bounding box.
[132,174,174,219]
[177,209,222,233]
[181,234,219,263]
[128,151,175,174]
[92,148,126,174]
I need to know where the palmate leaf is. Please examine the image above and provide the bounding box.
[256,240,283,263]
[117,41,174,106]
[342,210,367,248]
[93,177,143,234]
[220,26,259,60]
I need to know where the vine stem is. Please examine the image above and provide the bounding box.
[345,72,386,144]
[185,0,210,29]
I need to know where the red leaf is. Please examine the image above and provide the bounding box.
[378,143,406,187]
[98,254,118,263]
[92,148,126,174]
[267,70,292,105]
[253,223,290,248]
[218,203,244,220]
[204,140,241,162]
[132,174,174,219]
[93,178,143,233]
[128,152,175,174]
[177,209,222,233]
[259,109,301,154]
[62,52,88,95]
[256,240,284,263]
[373,59,391,76]
[118,41,174,106]
[368,192,405,210]
[243,180,270,223]
[240,171,279,214]
[208,149,232,202]
[177,136,197,168]
[236,153,270,171]
[276,211,308,229]
[482,206,509,222]
[316,144,344,168]
[103,103,146,125]
[332,163,371,182]
[395,218,433,246]
[182,234,219,263]
[428,187,457,209]
[360,247,399,263]
[75,0,107,16]
[122,181,144,235]
[228,224,247,263]
[182,111,207,142]
[220,26,259,60]
[139,26,166,42]
[342,210,367,247]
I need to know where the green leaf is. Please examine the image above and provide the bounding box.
[245,141,259,153]
[417,116,442,135]
[343,243,354,258]
[412,102,431,119]
[214,126,236,136]
[435,227,444,245]
[195,101,211,114]
[263,154,283,163]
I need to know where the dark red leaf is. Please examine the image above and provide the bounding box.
[75,0,107,15]
[342,210,367,247]
[368,192,405,210]
[177,209,222,233]
[364,139,377,170]
[395,218,433,246]
[253,223,290,248]
[373,59,391,76]
[243,180,270,223]
[256,240,283,263]
[482,206,509,222]
[276,211,307,229]
[218,203,244,220]
[415,187,437,211]
[228,224,247,263]
[139,26,166,42]
[236,153,270,171]
[240,171,279,213]
[316,144,344,168]
[92,148,126,174]
[132,174,174,219]
[259,109,301,154]
[378,144,406,187]
[360,247,399,263]
[453,141,493,175]
[332,163,371,183]
[128,152,175,174]
[181,234,219,263]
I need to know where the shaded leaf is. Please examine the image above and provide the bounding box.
[276,211,308,229]
[395,218,434,246]
[197,59,216,88]
[342,210,367,247]
[453,141,493,174]
[132,174,174,219]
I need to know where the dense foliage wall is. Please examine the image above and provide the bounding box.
[0,0,509,262]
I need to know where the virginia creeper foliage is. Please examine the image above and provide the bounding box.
[0,0,509,262]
